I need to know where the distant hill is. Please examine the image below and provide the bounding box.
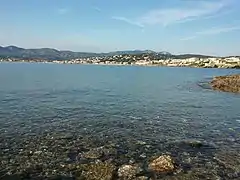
[108,50,157,55]
[0,45,215,60]
[0,46,99,60]
[172,54,214,59]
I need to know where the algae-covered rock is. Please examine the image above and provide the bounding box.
[188,140,203,148]
[210,74,240,93]
[81,146,117,160]
[118,164,141,179]
[82,149,103,159]
[149,155,175,173]
[80,161,116,180]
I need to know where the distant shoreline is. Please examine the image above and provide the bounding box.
[1,57,240,69]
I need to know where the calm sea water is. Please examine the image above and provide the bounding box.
[0,62,239,179]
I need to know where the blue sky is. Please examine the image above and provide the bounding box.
[0,0,240,55]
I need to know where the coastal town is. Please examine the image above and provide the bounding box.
[1,53,240,69]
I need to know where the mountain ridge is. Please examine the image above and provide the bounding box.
[0,45,216,60]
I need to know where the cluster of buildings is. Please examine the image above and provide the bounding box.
[1,54,240,69]
[51,55,240,68]
[155,57,240,68]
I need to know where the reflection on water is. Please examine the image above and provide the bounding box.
[0,63,239,179]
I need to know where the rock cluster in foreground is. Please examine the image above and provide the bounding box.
[210,74,240,93]
[1,132,240,180]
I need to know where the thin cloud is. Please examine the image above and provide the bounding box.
[140,0,229,26]
[111,16,144,28]
[93,6,101,12]
[197,26,240,35]
[112,0,231,27]
[180,25,240,41]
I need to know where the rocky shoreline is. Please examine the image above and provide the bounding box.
[210,74,240,93]
[1,132,239,180]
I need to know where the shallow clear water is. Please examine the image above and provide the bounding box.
[0,62,239,179]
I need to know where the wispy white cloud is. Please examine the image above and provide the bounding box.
[140,0,228,26]
[112,0,232,27]
[180,25,240,41]
[57,8,69,15]
[111,16,144,28]
[93,6,101,12]
[197,26,240,35]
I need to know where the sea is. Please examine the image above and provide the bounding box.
[0,62,239,179]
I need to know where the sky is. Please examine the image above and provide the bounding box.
[0,0,240,56]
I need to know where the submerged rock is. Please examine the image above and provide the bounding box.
[188,140,203,148]
[214,151,240,177]
[136,176,149,180]
[82,148,103,159]
[118,164,141,179]
[149,155,175,173]
[159,167,221,180]
[210,74,240,93]
[81,145,117,159]
[80,161,116,180]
